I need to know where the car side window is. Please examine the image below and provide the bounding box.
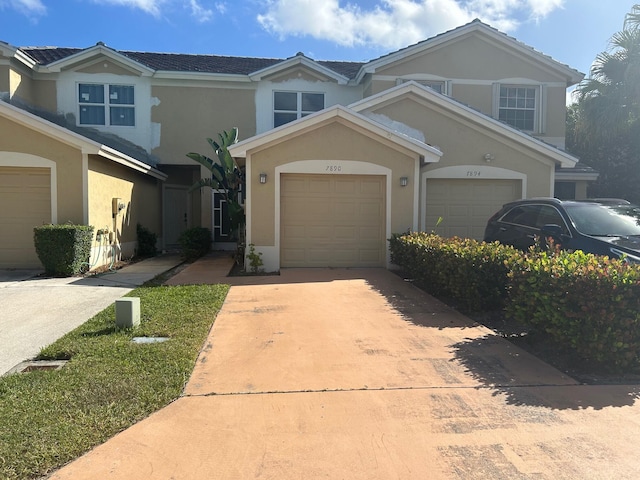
[501,205,539,227]
[536,206,568,234]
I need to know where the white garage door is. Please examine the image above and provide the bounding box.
[281,174,386,267]
[426,178,521,240]
[0,167,51,268]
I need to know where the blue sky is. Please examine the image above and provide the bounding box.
[0,0,636,85]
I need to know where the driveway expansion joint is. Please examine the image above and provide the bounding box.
[182,382,585,398]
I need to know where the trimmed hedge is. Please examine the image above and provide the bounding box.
[506,249,640,370]
[178,227,212,261]
[34,224,94,276]
[389,232,520,313]
[390,232,640,371]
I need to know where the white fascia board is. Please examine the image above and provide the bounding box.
[152,71,251,82]
[44,45,154,76]
[99,146,167,180]
[351,81,578,168]
[229,104,442,160]
[249,56,349,85]
[1,42,39,71]
[555,170,599,181]
[355,21,583,85]
[0,101,166,180]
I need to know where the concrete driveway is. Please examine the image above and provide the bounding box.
[0,255,182,375]
[51,266,640,479]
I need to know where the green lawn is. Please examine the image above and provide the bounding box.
[0,282,229,480]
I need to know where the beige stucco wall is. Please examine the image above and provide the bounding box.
[366,95,556,198]
[376,34,563,82]
[247,120,419,249]
[88,155,162,261]
[0,116,84,223]
[368,33,572,141]
[151,85,257,165]
[264,66,337,83]
[76,59,141,76]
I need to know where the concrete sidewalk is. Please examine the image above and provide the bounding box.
[0,254,183,375]
[49,258,640,479]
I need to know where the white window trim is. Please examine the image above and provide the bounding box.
[273,90,325,128]
[492,82,545,134]
[77,82,135,128]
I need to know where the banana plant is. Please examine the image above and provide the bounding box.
[187,127,245,238]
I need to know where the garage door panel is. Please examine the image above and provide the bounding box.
[0,167,51,268]
[281,174,385,267]
[426,178,520,240]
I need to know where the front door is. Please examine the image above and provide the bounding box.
[164,185,189,248]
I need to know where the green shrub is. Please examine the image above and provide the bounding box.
[389,232,520,312]
[34,224,94,276]
[178,227,211,261]
[506,249,640,371]
[136,223,158,258]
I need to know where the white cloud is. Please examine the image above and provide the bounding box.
[89,0,166,17]
[189,0,213,21]
[0,0,47,17]
[257,0,565,50]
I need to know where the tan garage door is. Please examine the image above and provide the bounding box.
[426,178,521,240]
[281,174,385,267]
[0,167,51,268]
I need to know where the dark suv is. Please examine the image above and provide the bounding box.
[483,198,640,263]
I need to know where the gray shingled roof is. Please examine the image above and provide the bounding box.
[19,46,364,79]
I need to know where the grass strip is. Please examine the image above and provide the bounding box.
[0,283,229,480]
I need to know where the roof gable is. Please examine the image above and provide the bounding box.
[35,43,155,76]
[350,81,578,168]
[229,104,442,160]
[356,19,583,85]
[249,54,350,84]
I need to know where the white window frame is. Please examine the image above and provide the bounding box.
[78,83,135,127]
[273,91,325,128]
[492,83,545,134]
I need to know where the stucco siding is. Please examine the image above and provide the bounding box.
[0,115,84,223]
[88,155,161,259]
[376,34,568,82]
[367,95,556,198]
[151,85,257,165]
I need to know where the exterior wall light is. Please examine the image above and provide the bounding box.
[259,173,267,184]
[400,176,409,187]
[483,153,495,162]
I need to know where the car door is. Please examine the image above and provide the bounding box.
[494,204,542,250]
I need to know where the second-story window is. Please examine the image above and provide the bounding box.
[498,86,536,131]
[273,91,324,128]
[79,84,135,126]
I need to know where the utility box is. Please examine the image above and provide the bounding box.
[115,297,140,328]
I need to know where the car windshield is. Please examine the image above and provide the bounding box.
[564,204,640,236]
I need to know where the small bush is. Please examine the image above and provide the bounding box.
[178,227,211,261]
[506,249,640,371]
[389,232,520,312]
[34,224,94,276]
[136,223,158,258]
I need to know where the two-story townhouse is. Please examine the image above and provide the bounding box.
[0,19,595,270]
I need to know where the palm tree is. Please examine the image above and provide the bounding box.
[569,5,640,202]
[187,127,245,239]
[575,22,640,139]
